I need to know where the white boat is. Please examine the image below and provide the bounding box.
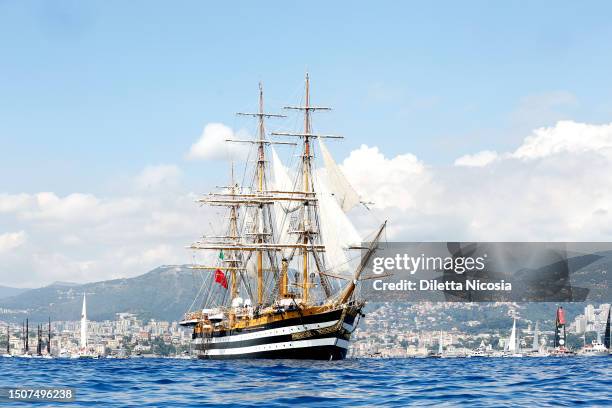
[526,349,550,357]
[577,338,609,357]
[470,340,489,357]
[502,316,523,357]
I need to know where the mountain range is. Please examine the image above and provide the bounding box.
[0,266,202,323]
[0,285,31,300]
[0,250,608,325]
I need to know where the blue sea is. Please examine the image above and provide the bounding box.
[0,357,610,407]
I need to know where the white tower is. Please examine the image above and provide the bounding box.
[80,294,87,350]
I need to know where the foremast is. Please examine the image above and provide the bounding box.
[189,83,293,311]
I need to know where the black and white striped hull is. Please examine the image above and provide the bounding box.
[192,307,360,360]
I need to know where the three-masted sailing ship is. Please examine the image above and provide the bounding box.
[180,74,386,360]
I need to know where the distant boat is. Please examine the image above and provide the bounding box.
[526,321,549,357]
[604,305,611,353]
[2,324,11,358]
[503,317,523,357]
[550,306,574,356]
[470,340,489,357]
[431,332,444,358]
[578,306,610,357]
[577,336,608,357]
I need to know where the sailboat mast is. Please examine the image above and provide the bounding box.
[604,306,611,349]
[48,316,51,355]
[256,83,265,306]
[37,324,41,355]
[229,164,239,302]
[302,73,312,303]
[6,325,9,354]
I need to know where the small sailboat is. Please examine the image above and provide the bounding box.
[503,317,523,357]
[527,321,549,357]
[16,318,32,358]
[604,305,611,355]
[431,332,444,358]
[550,306,575,356]
[2,324,11,357]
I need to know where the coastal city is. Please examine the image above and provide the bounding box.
[350,302,611,358]
[1,301,609,359]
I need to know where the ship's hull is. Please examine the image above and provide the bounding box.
[192,306,361,360]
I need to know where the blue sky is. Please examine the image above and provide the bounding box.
[4,1,612,286]
[2,1,612,195]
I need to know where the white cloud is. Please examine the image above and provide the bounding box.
[0,231,27,253]
[4,119,612,287]
[512,120,612,160]
[0,167,211,287]
[187,123,250,161]
[0,193,31,213]
[135,164,182,191]
[343,120,612,242]
[341,145,433,210]
[17,192,141,224]
[454,150,499,167]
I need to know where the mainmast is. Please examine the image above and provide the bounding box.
[273,73,335,304]
[48,316,51,355]
[256,84,266,305]
[80,294,87,350]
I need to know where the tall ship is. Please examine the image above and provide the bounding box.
[180,75,385,360]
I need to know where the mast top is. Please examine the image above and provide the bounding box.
[283,73,331,111]
[236,82,287,119]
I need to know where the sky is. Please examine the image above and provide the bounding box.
[2,1,612,287]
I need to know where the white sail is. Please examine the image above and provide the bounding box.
[506,318,516,352]
[532,321,540,351]
[271,147,294,255]
[314,169,361,275]
[318,137,360,212]
[80,294,87,349]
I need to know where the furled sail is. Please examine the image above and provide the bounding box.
[318,137,360,212]
[314,169,361,275]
